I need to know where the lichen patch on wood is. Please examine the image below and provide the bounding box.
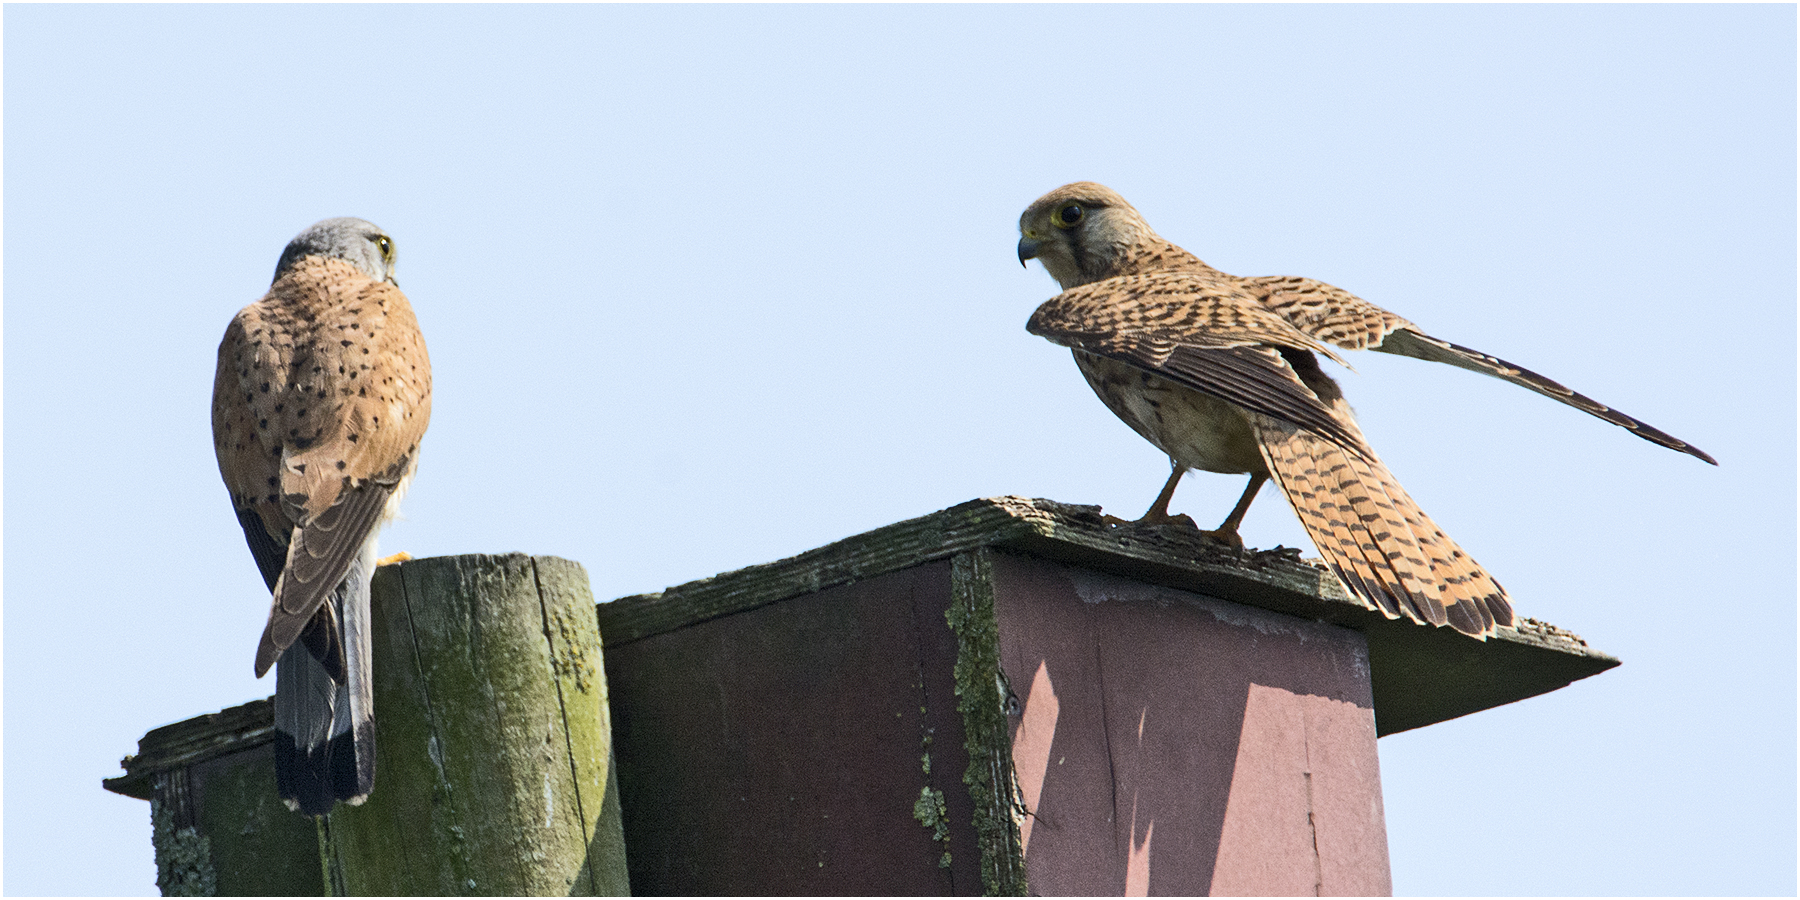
[948,549,1029,896]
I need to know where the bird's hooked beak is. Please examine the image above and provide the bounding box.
[1017,233,1043,268]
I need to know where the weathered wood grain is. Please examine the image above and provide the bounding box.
[108,701,324,896]
[946,549,1027,896]
[599,496,1618,736]
[325,553,630,896]
[106,554,628,896]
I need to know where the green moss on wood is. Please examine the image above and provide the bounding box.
[151,795,215,897]
[912,786,952,869]
[187,747,325,895]
[947,549,1028,896]
[323,554,629,896]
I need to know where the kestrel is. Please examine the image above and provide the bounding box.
[212,218,431,814]
[1017,182,1713,638]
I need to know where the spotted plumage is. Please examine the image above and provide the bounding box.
[212,217,431,813]
[1018,182,1713,638]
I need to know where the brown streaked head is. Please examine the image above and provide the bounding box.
[1017,182,1157,290]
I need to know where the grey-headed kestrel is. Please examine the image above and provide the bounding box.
[212,218,431,814]
[1018,182,1713,638]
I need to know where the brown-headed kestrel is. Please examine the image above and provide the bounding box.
[1018,182,1713,638]
[212,218,431,814]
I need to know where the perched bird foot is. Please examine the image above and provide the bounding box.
[377,551,413,567]
[1139,509,1199,530]
[1193,526,1246,551]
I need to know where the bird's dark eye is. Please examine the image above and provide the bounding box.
[375,236,394,261]
[1053,204,1084,228]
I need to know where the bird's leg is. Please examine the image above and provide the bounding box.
[1193,473,1267,550]
[1139,459,1189,523]
[1103,459,1193,526]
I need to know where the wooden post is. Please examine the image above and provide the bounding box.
[597,496,1619,895]
[105,554,630,896]
[107,700,325,896]
[325,554,629,895]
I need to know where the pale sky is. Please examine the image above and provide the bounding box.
[6,4,1794,895]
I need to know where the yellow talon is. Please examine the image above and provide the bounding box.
[377,551,414,567]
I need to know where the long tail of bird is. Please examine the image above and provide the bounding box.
[273,539,378,815]
[1251,414,1514,637]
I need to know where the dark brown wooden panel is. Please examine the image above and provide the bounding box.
[605,561,984,895]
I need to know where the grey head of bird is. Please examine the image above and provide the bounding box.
[273,217,398,286]
[1017,182,1159,290]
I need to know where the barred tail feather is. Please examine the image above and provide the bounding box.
[1252,415,1513,637]
[1329,447,1452,628]
[274,539,378,815]
[1253,415,1414,622]
[1282,439,1407,620]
